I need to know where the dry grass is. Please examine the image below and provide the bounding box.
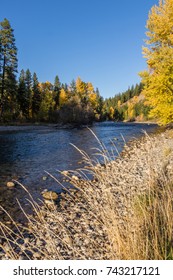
[133,182,173,259]
[0,128,173,260]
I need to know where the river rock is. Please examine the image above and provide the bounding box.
[61,171,69,176]
[42,176,47,181]
[6,181,15,188]
[71,175,79,181]
[42,191,58,200]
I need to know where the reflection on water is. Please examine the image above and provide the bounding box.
[0,122,157,222]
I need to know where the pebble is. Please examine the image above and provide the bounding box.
[6,182,15,188]
[71,175,79,181]
[42,191,58,200]
[61,171,69,176]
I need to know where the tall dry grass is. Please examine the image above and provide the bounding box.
[111,181,173,260]
[0,129,173,259]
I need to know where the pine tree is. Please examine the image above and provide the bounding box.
[32,72,41,119]
[0,18,18,119]
[53,75,61,108]
[17,69,33,119]
[17,69,26,118]
[25,69,32,118]
[96,90,104,116]
[38,81,55,121]
[69,79,76,95]
[139,0,173,124]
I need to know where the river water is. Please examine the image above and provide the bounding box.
[0,122,157,223]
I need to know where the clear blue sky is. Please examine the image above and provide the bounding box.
[1,0,158,98]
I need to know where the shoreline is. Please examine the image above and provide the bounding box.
[0,120,158,132]
[0,121,158,227]
[0,126,172,259]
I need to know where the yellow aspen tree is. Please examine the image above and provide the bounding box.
[109,106,115,120]
[127,102,135,121]
[87,82,94,94]
[76,77,87,96]
[59,88,67,107]
[88,93,97,109]
[139,0,173,125]
[117,100,121,108]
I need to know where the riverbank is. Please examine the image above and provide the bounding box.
[0,123,93,132]
[0,127,173,259]
[0,120,157,131]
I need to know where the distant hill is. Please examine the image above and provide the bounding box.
[104,83,151,122]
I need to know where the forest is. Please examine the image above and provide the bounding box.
[0,18,151,125]
[0,19,104,124]
[104,83,151,122]
[1,0,173,126]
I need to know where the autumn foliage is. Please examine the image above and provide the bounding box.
[17,74,103,124]
[2,0,173,126]
[139,0,173,125]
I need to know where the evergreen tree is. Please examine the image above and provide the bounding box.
[69,79,76,95]
[38,81,55,121]
[61,83,68,92]
[17,69,27,118]
[32,72,41,119]
[17,69,33,119]
[0,38,2,74]
[25,69,32,118]
[53,75,61,108]
[0,18,18,119]
[95,88,103,115]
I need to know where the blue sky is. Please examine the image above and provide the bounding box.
[1,0,158,98]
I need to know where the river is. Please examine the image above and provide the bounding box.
[0,122,157,223]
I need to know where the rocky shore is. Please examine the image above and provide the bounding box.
[0,128,173,260]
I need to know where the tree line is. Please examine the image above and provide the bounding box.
[104,83,151,122]
[1,0,173,126]
[15,70,104,124]
[0,18,104,124]
[1,17,147,125]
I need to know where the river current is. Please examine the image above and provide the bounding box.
[0,122,157,223]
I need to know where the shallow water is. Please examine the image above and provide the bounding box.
[0,122,157,222]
